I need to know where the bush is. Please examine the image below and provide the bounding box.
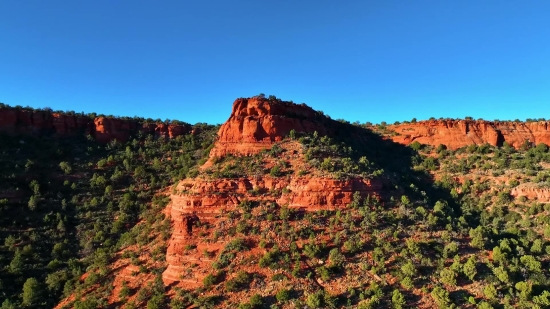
[59,161,72,174]
[306,291,323,308]
[259,250,279,269]
[431,286,454,308]
[225,271,251,292]
[270,165,283,177]
[276,289,291,302]
[391,289,406,309]
[410,141,422,151]
[203,273,217,288]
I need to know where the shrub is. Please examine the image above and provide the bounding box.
[410,141,422,151]
[225,271,251,292]
[276,288,291,302]
[59,161,72,174]
[391,289,406,309]
[203,273,217,288]
[270,165,283,177]
[306,291,323,308]
[431,286,453,308]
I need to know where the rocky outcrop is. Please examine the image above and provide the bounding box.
[163,176,381,284]
[389,120,550,149]
[0,107,192,142]
[279,177,382,210]
[161,97,550,286]
[511,184,550,202]
[210,97,329,157]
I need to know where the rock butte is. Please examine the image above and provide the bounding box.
[0,108,192,143]
[163,97,382,285]
[388,119,550,150]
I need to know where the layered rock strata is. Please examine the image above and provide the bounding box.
[163,176,381,284]
[209,97,329,157]
[0,108,192,142]
[389,120,550,149]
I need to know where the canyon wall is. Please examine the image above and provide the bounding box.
[389,119,550,149]
[0,107,192,142]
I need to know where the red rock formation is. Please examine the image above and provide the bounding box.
[511,184,550,202]
[0,107,192,142]
[163,97,387,285]
[210,97,329,157]
[279,177,382,210]
[94,117,139,143]
[389,120,550,149]
[51,113,94,135]
[163,176,381,284]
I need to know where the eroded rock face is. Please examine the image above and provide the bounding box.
[389,120,550,149]
[511,185,550,202]
[279,177,383,210]
[163,176,381,285]
[210,97,329,157]
[0,107,192,142]
[93,117,139,143]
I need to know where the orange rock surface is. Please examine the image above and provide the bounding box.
[162,175,381,285]
[511,184,550,202]
[389,120,550,149]
[210,97,329,157]
[0,107,192,142]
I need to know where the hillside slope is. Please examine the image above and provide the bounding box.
[1,97,550,309]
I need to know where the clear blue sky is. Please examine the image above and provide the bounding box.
[1,1,549,125]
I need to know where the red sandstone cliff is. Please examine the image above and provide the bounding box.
[163,175,382,284]
[0,107,192,142]
[209,97,329,157]
[388,119,550,149]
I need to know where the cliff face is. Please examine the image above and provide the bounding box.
[0,108,192,142]
[163,175,382,284]
[389,120,550,149]
[209,97,329,157]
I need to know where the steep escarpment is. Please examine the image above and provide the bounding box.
[387,119,550,149]
[0,105,192,143]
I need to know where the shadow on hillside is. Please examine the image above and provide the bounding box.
[324,118,458,213]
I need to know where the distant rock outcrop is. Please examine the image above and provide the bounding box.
[0,107,192,142]
[389,119,550,149]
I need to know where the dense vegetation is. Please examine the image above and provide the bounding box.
[0,123,218,308]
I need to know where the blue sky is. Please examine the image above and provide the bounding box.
[1,1,549,125]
